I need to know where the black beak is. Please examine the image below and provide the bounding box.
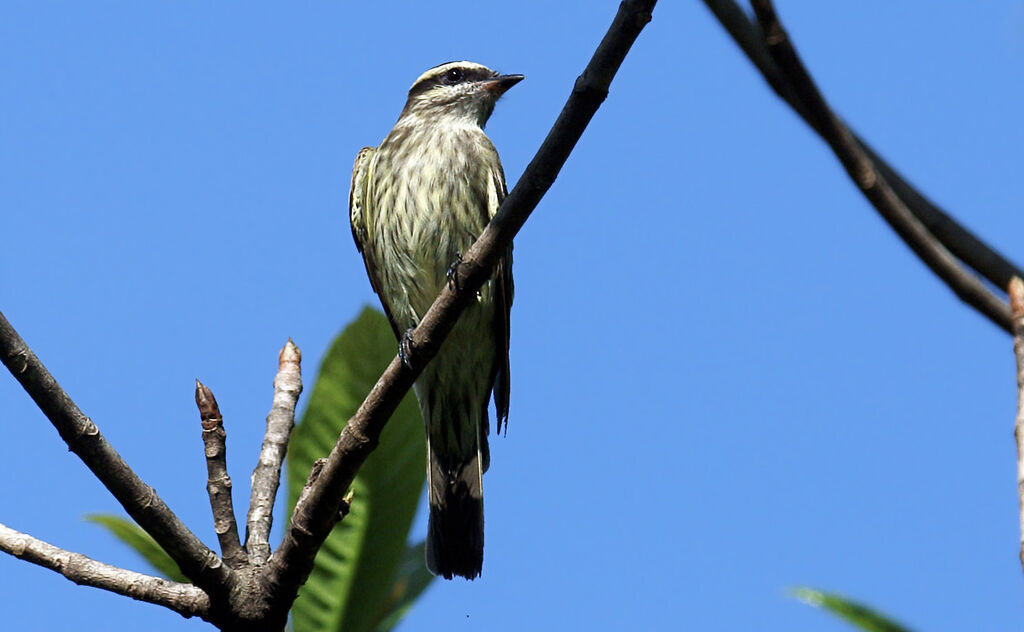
[483,74,525,95]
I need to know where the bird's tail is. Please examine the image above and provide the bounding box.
[425,436,484,580]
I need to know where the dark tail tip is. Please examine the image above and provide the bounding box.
[426,486,483,580]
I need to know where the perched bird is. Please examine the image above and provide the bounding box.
[349,61,522,579]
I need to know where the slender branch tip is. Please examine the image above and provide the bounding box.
[279,339,301,366]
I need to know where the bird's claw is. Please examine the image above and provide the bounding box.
[399,328,416,369]
[446,252,464,292]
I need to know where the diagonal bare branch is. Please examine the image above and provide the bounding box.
[246,339,303,565]
[741,0,1011,332]
[702,0,1024,307]
[265,0,659,605]
[195,380,246,569]
[0,311,233,595]
[2,2,659,625]
[0,521,211,620]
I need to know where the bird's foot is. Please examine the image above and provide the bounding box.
[399,328,416,369]
[446,252,465,292]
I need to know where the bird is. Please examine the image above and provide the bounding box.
[348,61,522,579]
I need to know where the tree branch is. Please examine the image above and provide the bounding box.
[702,0,1023,319]
[0,311,233,595]
[1,2,658,625]
[1010,277,1024,577]
[195,380,246,569]
[741,0,1011,333]
[0,521,211,620]
[246,339,302,565]
[265,0,659,605]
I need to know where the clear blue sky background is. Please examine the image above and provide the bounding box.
[3,1,1024,630]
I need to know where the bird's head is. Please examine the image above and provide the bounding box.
[399,61,524,128]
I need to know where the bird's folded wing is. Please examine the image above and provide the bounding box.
[489,164,513,433]
[350,146,401,338]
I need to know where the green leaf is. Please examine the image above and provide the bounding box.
[791,587,914,632]
[84,513,189,584]
[288,306,432,632]
[374,541,435,632]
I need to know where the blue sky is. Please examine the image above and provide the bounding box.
[3,1,1024,630]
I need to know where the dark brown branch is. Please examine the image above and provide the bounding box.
[1,3,657,626]
[265,0,659,609]
[195,380,246,569]
[743,0,1011,333]
[1010,277,1024,577]
[0,311,234,595]
[246,339,302,565]
[702,0,1024,301]
[0,521,211,620]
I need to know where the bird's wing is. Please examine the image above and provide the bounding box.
[488,164,513,434]
[349,146,375,255]
[350,146,401,338]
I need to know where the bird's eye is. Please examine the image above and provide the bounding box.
[443,68,464,85]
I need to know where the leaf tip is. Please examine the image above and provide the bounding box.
[788,586,824,606]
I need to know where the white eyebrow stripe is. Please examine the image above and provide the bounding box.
[410,61,493,90]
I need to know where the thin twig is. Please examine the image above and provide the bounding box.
[1009,277,1024,576]
[265,0,659,604]
[701,0,1024,302]
[195,380,246,568]
[0,311,233,595]
[746,0,1011,333]
[0,521,211,620]
[246,339,302,564]
[1,2,657,624]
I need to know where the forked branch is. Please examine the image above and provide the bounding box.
[0,312,233,596]
[744,0,1010,332]
[0,1,660,628]
[703,0,1020,333]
